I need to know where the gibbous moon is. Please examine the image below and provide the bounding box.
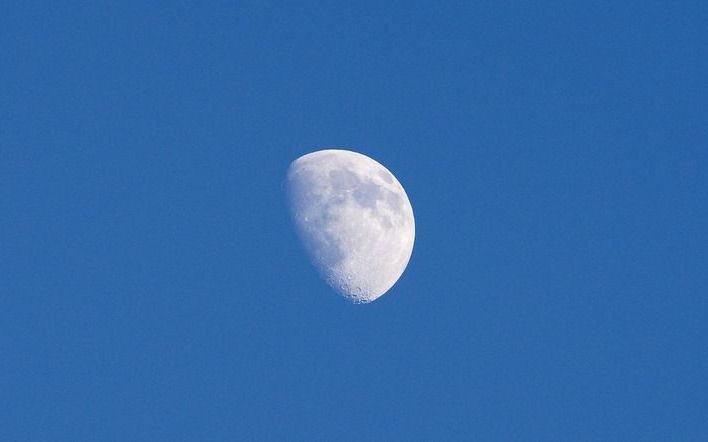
[286,149,415,303]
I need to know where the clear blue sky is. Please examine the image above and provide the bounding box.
[2,1,707,440]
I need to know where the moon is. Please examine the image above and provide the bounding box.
[285,149,415,303]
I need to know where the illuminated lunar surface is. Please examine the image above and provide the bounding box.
[286,149,415,303]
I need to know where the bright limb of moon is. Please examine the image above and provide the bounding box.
[285,149,415,303]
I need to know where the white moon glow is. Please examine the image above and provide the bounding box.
[286,149,415,303]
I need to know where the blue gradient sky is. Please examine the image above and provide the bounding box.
[2,1,707,440]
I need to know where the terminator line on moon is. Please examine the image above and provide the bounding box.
[286,149,415,303]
